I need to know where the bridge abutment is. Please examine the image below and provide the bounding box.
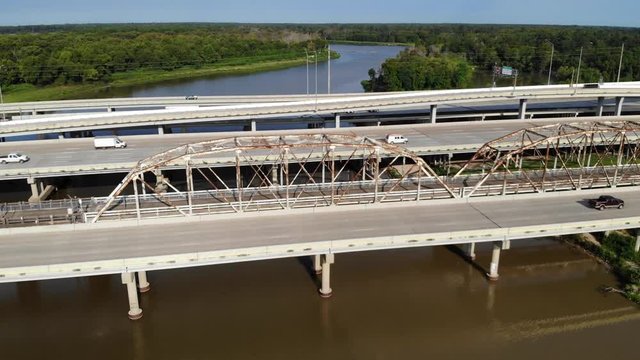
[319,253,335,298]
[121,272,143,320]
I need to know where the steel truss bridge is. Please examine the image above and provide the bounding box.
[57,119,637,223]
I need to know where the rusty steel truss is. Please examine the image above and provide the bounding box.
[89,121,640,222]
[91,134,456,222]
[453,120,640,196]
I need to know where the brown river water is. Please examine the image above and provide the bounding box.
[0,238,637,360]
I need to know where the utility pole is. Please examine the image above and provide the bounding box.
[617,43,624,82]
[0,65,5,122]
[576,47,583,85]
[327,43,331,94]
[548,43,554,85]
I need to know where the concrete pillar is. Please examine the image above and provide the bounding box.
[137,271,150,293]
[58,133,65,139]
[615,96,625,116]
[32,110,37,116]
[335,114,341,128]
[487,241,501,281]
[157,125,164,135]
[430,104,438,124]
[596,96,605,116]
[466,242,476,260]
[271,165,278,186]
[107,107,114,112]
[501,240,511,250]
[121,272,143,320]
[27,177,40,202]
[518,99,528,120]
[250,120,257,132]
[154,169,168,193]
[314,254,322,274]
[635,231,640,252]
[319,253,335,298]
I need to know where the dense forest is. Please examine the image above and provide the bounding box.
[0,24,326,87]
[1,23,639,93]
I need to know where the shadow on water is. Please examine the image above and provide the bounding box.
[445,244,490,276]
[297,256,321,288]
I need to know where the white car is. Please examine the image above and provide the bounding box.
[0,153,30,164]
[385,134,408,144]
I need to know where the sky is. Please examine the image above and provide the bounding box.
[0,0,639,27]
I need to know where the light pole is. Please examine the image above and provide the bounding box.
[547,42,554,85]
[327,43,331,94]
[617,43,624,82]
[304,49,309,95]
[0,65,5,122]
[576,46,583,85]
[315,50,318,111]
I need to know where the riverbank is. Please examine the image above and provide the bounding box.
[3,51,340,102]
[564,232,640,303]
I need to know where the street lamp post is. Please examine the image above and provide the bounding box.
[617,43,624,82]
[304,49,309,95]
[327,43,331,94]
[0,65,5,122]
[547,43,554,85]
[315,50,318,111]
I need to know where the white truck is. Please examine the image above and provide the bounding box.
[385,134,408,144]
[94,136,127,149]
[0,153,30,164]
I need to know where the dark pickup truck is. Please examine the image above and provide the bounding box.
[588,195,624,210]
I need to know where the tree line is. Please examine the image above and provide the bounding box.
[1,23,639,91]
[0,24,326,87]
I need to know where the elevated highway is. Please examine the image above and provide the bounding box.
[0,116,631,180]
[2,82,640,137]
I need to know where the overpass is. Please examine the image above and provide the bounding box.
[1,120,640,319]
[1,82,640,137]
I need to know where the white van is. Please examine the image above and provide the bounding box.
[94,136,127,149]
[385,134,408,145]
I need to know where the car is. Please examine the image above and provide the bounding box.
[588,195,624,210]
[0,153,29,164]
[185,95,198,100]
[385,134,408,145]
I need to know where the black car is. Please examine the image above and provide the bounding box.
[588,195,624,210]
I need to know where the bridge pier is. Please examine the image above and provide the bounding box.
[314,254,322,274]
[596,97,605,116]
[318,253,335,298]
[615,96,625,116]
[518,99,528,120]
[487,241,502,281]
[250,120,257,132]
[137,271,151,292]
[466,242,476,260]
[121,272,143,320]
[635,231,640,252]
[27,177,55,203]
[430,104,438,124]
[154,170,168,193]
[157,125,164,135]
[335,114,341,128]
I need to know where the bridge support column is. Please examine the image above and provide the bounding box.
[466,242,476,260]
[335,114,341,129]
[430,104,438,124]
[635,231,640,252]
[121,272,143,320]
[615,97,625,116]
[154,170,168,193]
[107,107,114,113]
[319,253,335,298]
[250,120,257,132]
[487,241,501,281]
[314,254,322,274]
[157,125,164,135]
[58,133,65,139]
[518,99,528,120]
[596,97,605,116]
[137,271,150,293]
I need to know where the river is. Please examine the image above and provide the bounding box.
[1,45,638,359]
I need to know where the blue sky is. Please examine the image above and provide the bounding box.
[1,0,639,27]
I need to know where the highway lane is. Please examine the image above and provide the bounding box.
[0,187,637,270]
[3,83,640,136]
[0,116,618,179]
